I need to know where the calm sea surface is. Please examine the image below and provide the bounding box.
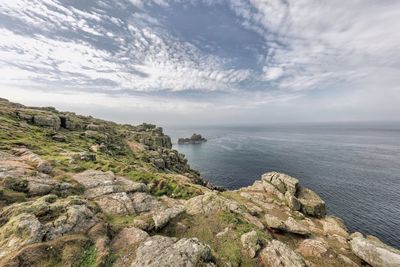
[165,123,400,248]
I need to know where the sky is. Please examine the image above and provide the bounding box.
[0,0,399,125]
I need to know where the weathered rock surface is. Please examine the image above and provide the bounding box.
[11,148,52,174]
[321,216,349,238]
[260,240,307,267]
[297,187,326,218]
[265,215,310,236]
[350,233,400,267]
[241,231,261,258]
[0,151,72,197]
[262,172,299,196]
[131,235,214,267]
[297,239,328,257]
[32,114,61,130]
[152,205,185,229]
[111,227,149,267]
[73,170,152,215]
[0,213,46,259]
[0,195,99,262]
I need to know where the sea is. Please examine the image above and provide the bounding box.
[165,122,400,248]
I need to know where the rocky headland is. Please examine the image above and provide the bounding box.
[0,97,399,267]
[178,133,207,145]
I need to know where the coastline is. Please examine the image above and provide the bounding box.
[0,98,399,266]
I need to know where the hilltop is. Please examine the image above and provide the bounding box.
[0,97,399,267]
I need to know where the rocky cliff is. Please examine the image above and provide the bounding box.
[0,98,399,267]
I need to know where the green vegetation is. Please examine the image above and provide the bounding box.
[105,214,136,231]
[77,244,98,267]
[0,103,203,200]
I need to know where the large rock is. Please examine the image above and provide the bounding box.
[297,187,326,218]
[131,235,214,266]
[73,170,164,216]
[0,213,46,260]
[259,240,307,267]
[297,239,328,257]
[111,227,150,267]
[11,148,52,174]
[112,227,149,251]
[95,192,136,215]
[45,203,99,240]
[73,170,147,199]
[262,172,299,195]
[265,215,310,236]
[321,216,349,238]
[185,192,241,215]
[152,205,185,230]
[241,231,261,258]
[285,191,301,211]
[32,114,61,130]
[284,217,311,236]
[0,195,99,243]
[350,233,400,267]
[130,192,160,214]
[0,151,73,198]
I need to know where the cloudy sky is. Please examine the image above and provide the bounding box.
[0,0,399,125]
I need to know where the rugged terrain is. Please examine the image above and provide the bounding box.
[178,134,207,145]
[0,97,399,267]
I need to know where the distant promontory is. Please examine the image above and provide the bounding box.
[178,133,207,144]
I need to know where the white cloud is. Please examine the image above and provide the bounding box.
[229,0,400,92]
[0,0,254,93]
[0,0,399,123]
[263,66,283,81]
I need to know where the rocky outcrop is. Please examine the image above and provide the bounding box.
[178,133,207,144]
[131,235,214,266]
[297,187,326,218]
[0,150,73,197]
[73,170,155,215]
[241,231,261,258]
[350,232,400,267]
[0,195,100,262]
[11,148,52,174]
[0,213,46,260]
[260,240,307,267]
[152,205,185,229]
[32,114,61,130]
[297,238,328,258]
[265,215,310,236]
[260,172,326,218]
[132,124,172,149]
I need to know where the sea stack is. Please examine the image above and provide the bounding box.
[178,133,207,144]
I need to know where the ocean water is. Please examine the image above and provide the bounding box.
[165,123,400,248]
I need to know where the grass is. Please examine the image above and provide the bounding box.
[105,214,136,231]
[0,187,27,204]
[76,244,98,267]
[0,109,205,200]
